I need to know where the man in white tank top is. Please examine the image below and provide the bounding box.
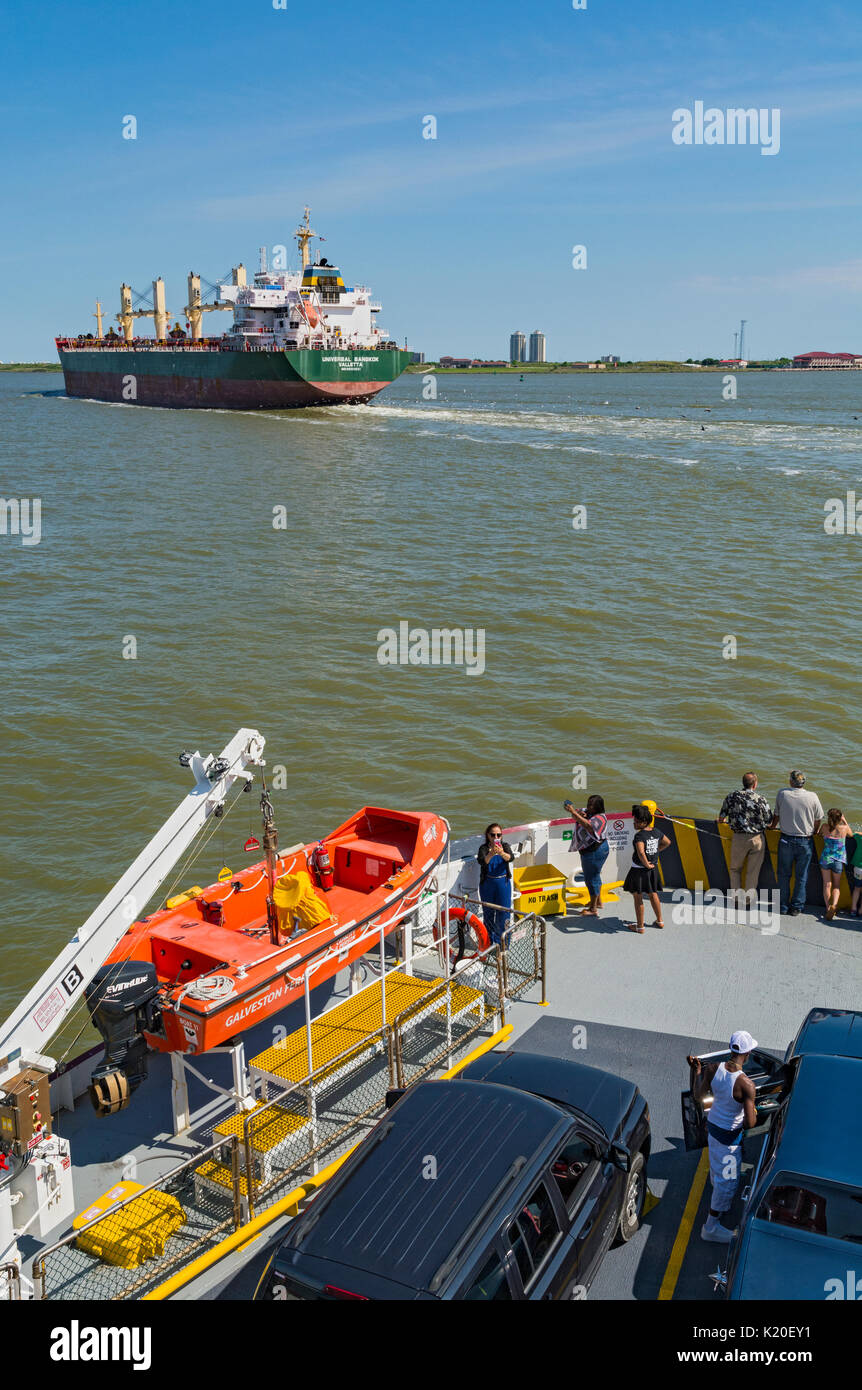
[688,1030,758,1243]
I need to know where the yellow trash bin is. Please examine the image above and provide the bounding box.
[513,864,568,916]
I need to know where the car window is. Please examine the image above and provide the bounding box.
[757,1173,862,1243]
[550,1133,598,1208]
[462,1251,513,1301]
[507,1181,562,1288]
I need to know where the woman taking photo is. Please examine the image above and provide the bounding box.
[563,795,609,916]
[477,823,514,945]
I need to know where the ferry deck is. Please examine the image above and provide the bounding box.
[11,815,861,1304]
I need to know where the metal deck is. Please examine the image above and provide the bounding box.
[15,842,862,1301]
[206,890,861,1301]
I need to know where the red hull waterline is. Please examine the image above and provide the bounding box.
[62,370,393,409]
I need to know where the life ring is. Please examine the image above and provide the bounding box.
[435,903,490,972]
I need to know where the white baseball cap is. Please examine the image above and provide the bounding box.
[730,1030,758,1053]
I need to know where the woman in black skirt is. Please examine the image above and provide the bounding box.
[624,804,670,933]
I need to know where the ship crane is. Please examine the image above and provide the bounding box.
[185,270,245,341]
[117,278,172,343]
[0,729,267,1296]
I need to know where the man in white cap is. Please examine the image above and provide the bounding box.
[687,1030,758,1242]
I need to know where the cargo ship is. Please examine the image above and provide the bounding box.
[55,209,412,409]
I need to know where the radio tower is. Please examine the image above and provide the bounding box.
[739,320,747,361]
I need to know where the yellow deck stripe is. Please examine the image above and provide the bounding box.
[672,818,709,891]
[716,821,733,877]
[657,1150,709,1301]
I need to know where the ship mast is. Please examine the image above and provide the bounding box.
[260,782,281,944]
[294,206,318,269]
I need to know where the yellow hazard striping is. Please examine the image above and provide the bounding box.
[657,1150,709,1301]
[643,1187,660,1216]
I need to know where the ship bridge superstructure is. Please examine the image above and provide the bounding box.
[216,214,391,352]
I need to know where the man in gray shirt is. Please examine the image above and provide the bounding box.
[770,771,824,916]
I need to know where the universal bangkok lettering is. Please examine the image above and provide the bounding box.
[672,101,781,156]
[377,621,486,676]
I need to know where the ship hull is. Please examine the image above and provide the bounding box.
[56,345,411,409]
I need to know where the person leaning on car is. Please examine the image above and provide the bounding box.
[718,772,772,896]
[770,771,824,916]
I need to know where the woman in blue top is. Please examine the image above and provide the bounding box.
[819,807,851,921]
[476,823,514,946]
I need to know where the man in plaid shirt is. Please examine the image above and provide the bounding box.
[719,773,772,897]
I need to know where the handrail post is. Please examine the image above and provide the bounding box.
[497,943,507,1025]
[380,921,386,1029]
[539,916,548,1005]
[243,1112,256,1222]
[230,1134,243,1231]
[304,969,313,1080]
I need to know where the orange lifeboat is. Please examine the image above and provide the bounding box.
[96,806,448,1057]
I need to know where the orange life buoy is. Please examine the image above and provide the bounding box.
[435,902,490,972]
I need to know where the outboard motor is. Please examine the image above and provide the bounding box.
[85,962,162,1115]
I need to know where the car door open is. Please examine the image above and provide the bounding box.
[680,1048,792,1152]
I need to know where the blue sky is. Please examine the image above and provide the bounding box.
[3,0,861,361]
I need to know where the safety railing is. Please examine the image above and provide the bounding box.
[32,1135,243,1302]
[501,913,547,1003]
[237,1025,395,1220]
[31,894,546,1299]
[0,1262,21,1301]
[235,909,546,1213]
[391,945,506,1088]
[443,893,547,1004]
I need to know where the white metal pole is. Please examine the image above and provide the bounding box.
[303,970,313,1080]
[403,909,414,978]
[170,1053,190,1136]
[380,922,386,1027]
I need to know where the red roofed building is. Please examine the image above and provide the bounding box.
[793,351,862,368]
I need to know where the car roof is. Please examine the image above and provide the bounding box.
[460,1049,636,1139]
[772,1054,862,1188]
[287,1079,569,1293]
[733,1224,853,1300]
[790,1007,862,1060]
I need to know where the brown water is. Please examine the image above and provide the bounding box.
[2,367,861,1027]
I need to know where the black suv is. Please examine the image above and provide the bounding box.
[256,1050,650,1300]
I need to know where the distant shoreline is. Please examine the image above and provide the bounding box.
[405,363,790,375]
[1,362,827,376]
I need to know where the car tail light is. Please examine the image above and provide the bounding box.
[323,1284,369,1301]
